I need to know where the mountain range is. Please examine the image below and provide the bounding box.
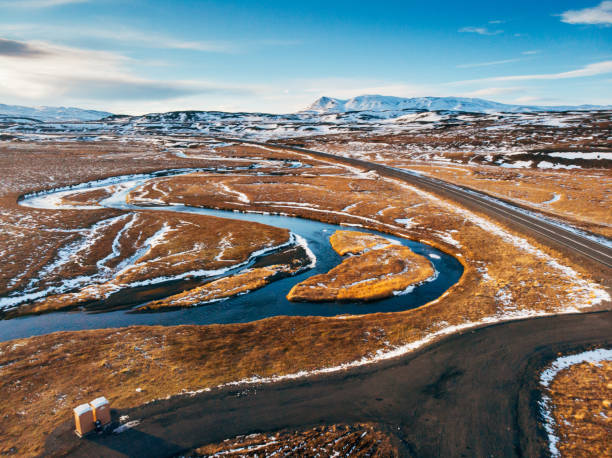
[0,96,611,122]
[0,103,112,122]
[302,95,611,114]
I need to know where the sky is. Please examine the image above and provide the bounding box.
[0,0,611,114]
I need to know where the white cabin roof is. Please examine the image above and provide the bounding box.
[90,396,109,408]
[74,403,92,416]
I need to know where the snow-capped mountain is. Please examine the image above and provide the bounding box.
[0,103,112,122]
[303,95,611,114]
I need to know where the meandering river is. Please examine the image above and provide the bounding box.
[0,165,463,341]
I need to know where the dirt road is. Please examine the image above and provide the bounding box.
[49,311,612,457]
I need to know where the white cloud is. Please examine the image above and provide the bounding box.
[0,39,250,105]
[450,60,612,84]
[561,1,612,25]
[0,0,88,7]
[458,26,503,35]
[86,27,237,53]
[1,23,237,53]
[522,50,540,55]
[457,58,523,68]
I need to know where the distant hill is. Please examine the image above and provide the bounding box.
[302,95,611,114]
[0,103,112,122]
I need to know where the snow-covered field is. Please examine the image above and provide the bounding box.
[1,104,610,148]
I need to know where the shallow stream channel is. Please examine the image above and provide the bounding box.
[1,165,463,341]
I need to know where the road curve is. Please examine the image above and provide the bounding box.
[52,311,612,457]
[227,138,612,270]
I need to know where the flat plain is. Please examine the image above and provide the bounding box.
[0,110,610,456]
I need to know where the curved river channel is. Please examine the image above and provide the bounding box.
[0,165,463,341]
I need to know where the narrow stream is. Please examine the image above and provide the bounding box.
[0,166,463,341]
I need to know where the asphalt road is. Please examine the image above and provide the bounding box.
[53,311,612,457]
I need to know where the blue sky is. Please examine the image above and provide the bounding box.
[0,0,611,113]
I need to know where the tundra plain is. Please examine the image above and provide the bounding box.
[0,110,610,456]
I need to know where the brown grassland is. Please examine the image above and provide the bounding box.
[548,359,612,457]
[297,136,612,238]
[6,212,290,318]
[0,137,609,455]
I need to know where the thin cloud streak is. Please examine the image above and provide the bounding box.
[457,58,523,69]
[448,61,612,84]
[0,38,252,104]
[0,23,300,53]
[0,0,88,7]
[1,24,238,53]
[458,26,503,35]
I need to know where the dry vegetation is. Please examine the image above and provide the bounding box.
[137,246,310,311]
[287,230,434,302]
[182,423,397,457]
[0,137,609,456]
[5,212,289,318]
[547,359,612,457]
[392,161,611,238]
[0,138,315,299]
[297,135,612,238]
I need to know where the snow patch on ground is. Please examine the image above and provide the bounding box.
[218,183,250,204]
[538,348,612,458]
[394,218,416,229]
[540,193,561,205]
[537,161,581,170]
[499,160,532,169]
[294,233,317,268]
[548,152,612,160]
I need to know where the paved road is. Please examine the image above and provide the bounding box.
[54,311,612,457]
[230,139,612,270]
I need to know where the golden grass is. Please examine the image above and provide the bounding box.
[287,230,434,302]
[548,359,612,457]
[59,188,113,207]
[137,265,287,311]
[398,163,612,238]
[330,230,392,255]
